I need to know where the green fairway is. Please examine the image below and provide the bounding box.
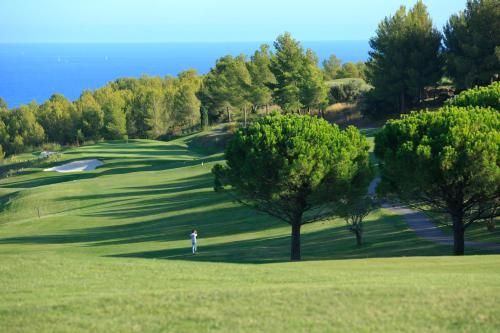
[1,132,499,332]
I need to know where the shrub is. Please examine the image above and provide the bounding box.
[328,79,370,104]
[41,142,62,152]
[446,81,500,109]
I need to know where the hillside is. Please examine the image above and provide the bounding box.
[1,131,499,332]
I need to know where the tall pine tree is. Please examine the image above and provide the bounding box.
[270,33,306,112]
[444,0,500,90]
[365,1,443,117]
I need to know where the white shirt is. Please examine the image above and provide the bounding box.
[190,232,197,243]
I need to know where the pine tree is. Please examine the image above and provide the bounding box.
[444,0,500,90]
[365,1,443,117]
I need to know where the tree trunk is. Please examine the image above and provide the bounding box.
[227,107,231,123]
[355,230,362,246]
[452,214,465,255]
[244,108,247,128]
[486,218,496,232]
[290,222,301,261]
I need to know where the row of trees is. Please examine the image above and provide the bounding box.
[213,82,499,260]
[0,71,201,157]
[199,33,329,124]
[364,0,499,117]
[322,55,366,81]
[375,82,499,255]
[1,33,331,158]
[1,0,497,157]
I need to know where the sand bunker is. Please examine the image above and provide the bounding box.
[44,159,103,173]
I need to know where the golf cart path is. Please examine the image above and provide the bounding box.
[369,178,500,250]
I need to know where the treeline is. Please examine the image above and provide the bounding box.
[0,32,331,158]
[199,35,328,122]
[364,0,499,117]
[322,55,366,81]
[1,0,498,158]
[0,71,201,157]
[215,82,500,259]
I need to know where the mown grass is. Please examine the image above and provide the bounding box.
[429,211,500,244]
[0,131,499,332]
[2,253,499,333]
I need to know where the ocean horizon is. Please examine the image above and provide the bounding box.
[0,41,369,108]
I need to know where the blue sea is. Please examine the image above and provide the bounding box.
[0,41,369,108]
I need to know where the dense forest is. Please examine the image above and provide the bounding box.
[0,0,498,159]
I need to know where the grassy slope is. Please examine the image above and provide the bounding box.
[0,132,499,332]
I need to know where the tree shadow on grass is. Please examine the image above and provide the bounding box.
[0,205,280,248]
[109,213,500,264]
[0,154,221,189]
[0,139,216,190]
[65,141,194,157]
[0,174,281,246]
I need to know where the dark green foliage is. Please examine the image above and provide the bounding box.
[334,195,378,246]
[211,163,225,192]
[126,76,168,138]
[270,33,328,113]
[444,0,500,90]
[322,54,342,80]
[328,79,371,104]
[269,33,305,112]
[247,44,276,111]
[0,102,44,155]
[94,86,127,140]
[446,81,500,109]
[0,70,204,157]
[38,94,78,144]
[200,106,209,130]
[173,69,202,129]
[375,106,500,255]
[365,1,443,117]
[198,55,252,122]
[76,91,104,142]
[213,114,372,260]
[300,50,329,112]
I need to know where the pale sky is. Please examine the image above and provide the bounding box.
[0,0,466,42]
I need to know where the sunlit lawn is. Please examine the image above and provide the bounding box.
[1,132,499,332]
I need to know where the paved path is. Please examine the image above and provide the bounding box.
[369,178,500,250]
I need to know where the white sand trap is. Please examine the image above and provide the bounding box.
[44,159,104,173]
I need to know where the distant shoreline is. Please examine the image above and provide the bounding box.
[0,40,369,44]
[0,41,369,108]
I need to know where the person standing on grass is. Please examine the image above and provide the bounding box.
[190,229,198,254]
